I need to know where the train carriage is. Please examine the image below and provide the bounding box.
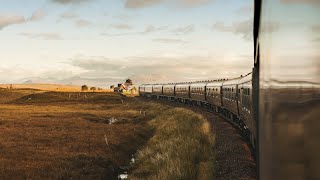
[162,83,176,101]
[139,84,146,96]
[152,84,163,99]
[190,82,208,106]
[144,84,153,98]
[238,73,256,147]
[175,83,191,103]
[222,78,241,120]
[206,80,224,113]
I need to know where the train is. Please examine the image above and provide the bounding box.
[138,72,256,149]
[139,1,320,179]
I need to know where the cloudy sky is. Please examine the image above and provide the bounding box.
[0,0,318,86]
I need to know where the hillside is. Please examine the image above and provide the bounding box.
[0,84,112,92]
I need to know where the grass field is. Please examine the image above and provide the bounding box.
[0,88,154,179]
[0,84,112,92]
[130,107,215,180]
[0,87,216,179]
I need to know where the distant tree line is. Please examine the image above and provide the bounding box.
[81,85,103,92]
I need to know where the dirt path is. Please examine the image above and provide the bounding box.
[203,111,256,180]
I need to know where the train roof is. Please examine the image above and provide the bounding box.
[163,83,176,87]
[176,83,191,87]
[190,82,209,86]
[207,80,224,87]
[221,72,252,86]
[142,72,253,87]
[144,84,154,87]
[238,72,252,84]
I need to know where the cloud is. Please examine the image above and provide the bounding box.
[212,19,281,41]
[52,0,93,4]
[61,11,77,19]
[125,0,163,8]
[67,55,252,84]
[109,23,133,30]
[212,19,253,40]
[1,53,252,85]
[101,25,168,36]
[112,14,132,21]
[235,4,253,15]
[280,0,320,6]
[0,10,47,30]
[212,22,233,32]
[0,65,38,83]
[30,9,46,21]
[102,25,193,37]
[260,21,280,33]
[176,0,214,7]
[20,32,63,40]
[75,19,92,27]
[311,25,320,32]
[101,32,136,36]
[153,38,187,44]
[142,25,168,33]
[172,25,195,34]
[0,14,26,30]
[312,26,320,42]
[124,0,214,9]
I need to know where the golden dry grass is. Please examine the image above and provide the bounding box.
[0,84,112,92]
[0,88,156,179]
[130,107,216,180]
[0,88,216,179]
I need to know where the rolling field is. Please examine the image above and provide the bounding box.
[0,88,153,179]
[0,87,217,179]
[0,84,112,92]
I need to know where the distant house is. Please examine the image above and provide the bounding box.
[114,79,138,94]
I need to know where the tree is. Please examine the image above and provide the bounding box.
[126,79,132,84]
[110,85,115,89]
[81,85,88,91]
[90,87,97,92]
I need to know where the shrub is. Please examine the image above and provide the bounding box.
[81,85,88,91]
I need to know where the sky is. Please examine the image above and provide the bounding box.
[0,0,318,87]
